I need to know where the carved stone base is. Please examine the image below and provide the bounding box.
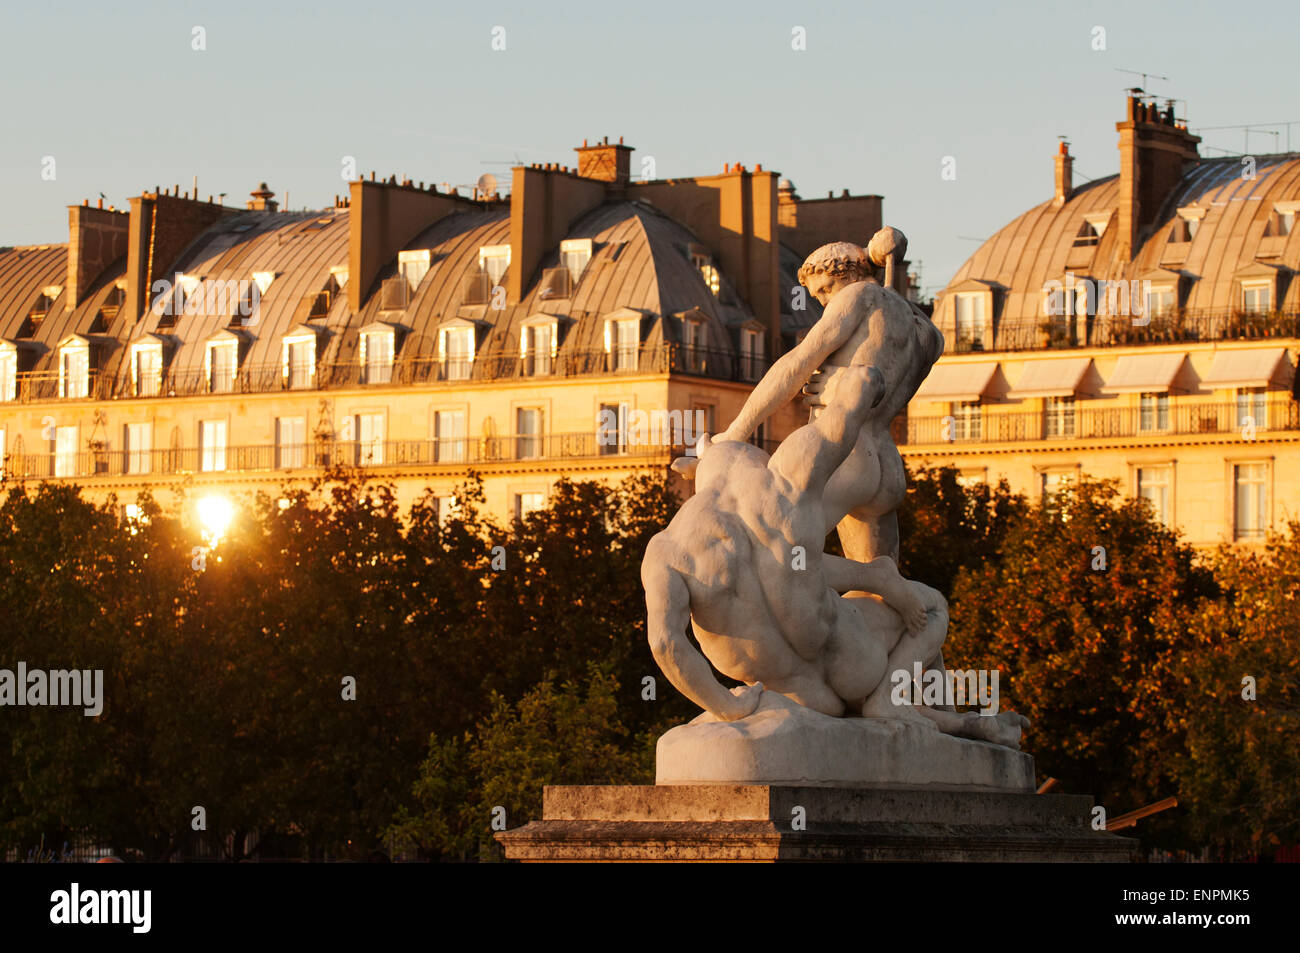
[495,785,1138,862]
[656,692,1035,791]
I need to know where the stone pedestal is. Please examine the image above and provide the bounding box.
[496,784,1138,862]
[656,693,1035,791]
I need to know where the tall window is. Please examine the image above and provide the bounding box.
[560,239,592,287]
[950,401,981,440]
[1234,463,1267,540]
[398,249,431,291]
[522,323,554,376]
[1137,465,1172,525]
[692,252,720,296]
[1237,387,1267,431]
[200,420,227,472]
[132,343,162,397]
[954,294,986,350]
[604,318,640,372]
[436,496,459,529]
[0,345,15,402]
[207,341,237,393]
[125,422,152,475]
[276,417,306,469]
[60,343,90,398]
[1242,282,1271,314]
[284,337,316,389]
[515,491,545,521]
[740,329,764,382]
[1144,287,1175,318]
[1040,470,1074,506]
[440,327,474,381]
[360,329,395,384]
[55,426,78,477]
[681,318,705,371]
[1139,392,1169,432]
[598,402,631,455]
[479,245,511,287]
[356,413,385,466]
[435,410,466,463]
[516,407,543,460]
[1044,396,1075,437]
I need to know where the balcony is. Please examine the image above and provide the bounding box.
[901,400,1300,446]
[0,432,680,482]
[945,310,1300,355]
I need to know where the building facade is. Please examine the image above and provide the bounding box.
[908,95,1300,547]
[0,140,887,524]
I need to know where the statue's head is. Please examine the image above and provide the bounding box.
[798,242,875,306]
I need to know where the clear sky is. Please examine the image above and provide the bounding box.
[1,0,1296,294]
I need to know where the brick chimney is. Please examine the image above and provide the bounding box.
[1053,141,1073,207]
[247,182,278,212]
[124,190,232,324]
[1115,94,1200,262]
[574,136,633,185]
[67,203,129,308]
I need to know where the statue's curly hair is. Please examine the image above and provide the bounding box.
[797,241,874,288]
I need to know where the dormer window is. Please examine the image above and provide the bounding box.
[479,245,511,287]
[560,239,592,285]
[438,323,476,381]
[0,342,16,402]
[205,333,240,393]
[359,324,396,384]
[130,338,164,397]
[398,250,432,290]
[604,314,642,372]
[520,318,558,377]
[1263,207,1295,238]
[282,328,318,390]
[954,293,987,351]
[26,286,60,335]
[680,313,707,372]
[690,248,721,296]
[58,336,91,398]
[1242,281,1271,314]
[1169,207,1204,244]
[1072,222,1100,247]
[99,284,125,323]
[739,328,765,382]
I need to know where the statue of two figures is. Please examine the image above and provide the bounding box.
[643,229,1029,762]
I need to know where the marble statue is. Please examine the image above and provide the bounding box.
[644,230,1028,766]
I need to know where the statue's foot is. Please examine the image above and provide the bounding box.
[860,688,937,729]
[980,711,1030,749]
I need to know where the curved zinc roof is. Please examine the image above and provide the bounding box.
[941,153,1300,328]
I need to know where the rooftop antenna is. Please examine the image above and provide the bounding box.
[1115,68,1169,91]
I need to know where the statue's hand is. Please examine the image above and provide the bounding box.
[801,371,826,410]
[716,682,764,722]
[671,455,700,480]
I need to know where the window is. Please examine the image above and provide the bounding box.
[435,410,466,462]
[276,417,306,469]
[125,422,152,475]
[1169,216,1199,243]
[740,329,764,382]
[1139,392,1169,432]
[1044,396,1075,437]
[681,317,706,371]
[283,336,316,389]
[1137,465,1173,526]
[356,413,385,466]
[599,401,631,455]
[1072,222,1100,247]
[1040,470,1074,505]
[515,492,545,521]
[55,426,78,477]
[131,341,163,397]
[1242,282,1270,314]
[954,294,986,350]
[950,401,981,440]
[606,318,640,372]
[207,340,237,393]
[1237,387,1267,431]
[560,239,592,286]
[691,251,720,296]
[436,495,459,528]
[1263,209,1294,237]
[1234,463,1268,540]
[398,250,432,291]
[200,420,227,472]
[516,408,543,460]
[1144,286,1175,318]
[0,428,5,479]
[693,403,717,439]
[360,328,395,384]
[59,341,90,398]
[439,326,475,381]
[479,245,511,287]
[522,323,555,376]
[0,344,15,402]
